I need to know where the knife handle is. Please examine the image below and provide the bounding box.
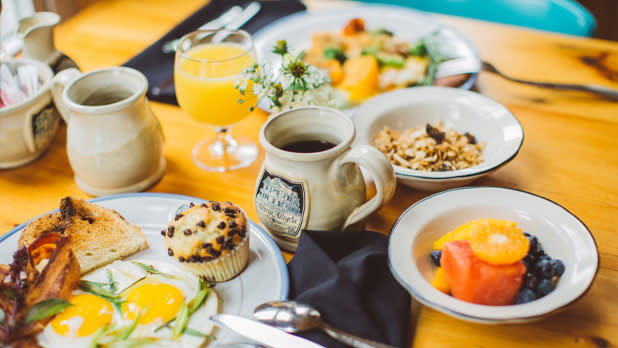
[321,323,396,348]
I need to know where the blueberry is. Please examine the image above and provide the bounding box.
[551,259,565,277]
[516,289,536,304]
[523,254,536,267]
[523,273,539,290]
[431,250,442,267]
[536,279,555,298]
[535,259,553,279]
[526,234,538,253]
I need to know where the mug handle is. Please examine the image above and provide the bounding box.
[51,68,81,123]
[333,145,396,230]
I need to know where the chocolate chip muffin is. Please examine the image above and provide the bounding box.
[162,201,249,282]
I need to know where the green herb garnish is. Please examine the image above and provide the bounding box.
[106,269,117,292]
[408,41,428,57]
[172,302,189,339]
[370,28,394,36]
[323,47,347,65]
[131,261,177,279]
[25,298,73,324]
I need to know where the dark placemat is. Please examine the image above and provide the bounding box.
[123,0,306,105]
[288,230,411,348]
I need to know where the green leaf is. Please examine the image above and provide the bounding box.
[172,302,189,339]
[323,47,347,65]
[408,41,428,57]
[106,269,117,293]
[25,298,73,324]
[130,261,177,279]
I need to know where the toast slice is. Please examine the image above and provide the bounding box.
[19,196,148,274]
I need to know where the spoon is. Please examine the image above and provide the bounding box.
[254,300,396,348]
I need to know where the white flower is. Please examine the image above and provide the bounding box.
[235,41,348,112]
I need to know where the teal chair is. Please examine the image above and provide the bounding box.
[353,0,596,37]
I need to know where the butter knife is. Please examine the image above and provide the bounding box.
[210,314,327,348]
[152,2,262,96]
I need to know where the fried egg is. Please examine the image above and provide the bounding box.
[37,259,219,348]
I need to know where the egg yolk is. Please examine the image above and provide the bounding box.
[122,281,184,325]
[50,294,114,337]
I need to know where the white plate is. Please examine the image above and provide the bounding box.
[252,5,479,110]
[352,87,524,191]
[388,186,599,323]
[0,192,289,344]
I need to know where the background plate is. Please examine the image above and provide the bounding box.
[252,5,480,101]
[0,192,289,344]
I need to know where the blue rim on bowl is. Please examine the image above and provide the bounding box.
[388,186,599,323]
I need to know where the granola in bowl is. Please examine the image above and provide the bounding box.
[374,121,486,172]
[351,86,524,191]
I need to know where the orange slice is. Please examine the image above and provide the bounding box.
[430,267,450,294]
[468,219,529,265]
[432,219,484,250]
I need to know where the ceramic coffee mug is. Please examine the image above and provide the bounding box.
[0,59,60,169]
[52,66,166,196]
[255,106,396,251]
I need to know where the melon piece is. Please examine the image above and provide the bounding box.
[441,240,526,305]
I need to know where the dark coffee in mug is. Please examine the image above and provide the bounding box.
[280,139,337,153]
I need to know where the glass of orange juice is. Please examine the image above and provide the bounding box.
[174,29,258,171]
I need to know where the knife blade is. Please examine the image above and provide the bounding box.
[210,314,327,348]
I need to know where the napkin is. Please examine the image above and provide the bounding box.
[288,230,411,348]
[123,0,306,105]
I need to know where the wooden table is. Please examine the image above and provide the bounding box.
[2,0,618,347]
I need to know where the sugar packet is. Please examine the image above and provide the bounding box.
[0,63,40,108]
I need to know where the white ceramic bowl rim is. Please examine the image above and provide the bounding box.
[388,186,599,323]
[352,87,524,180]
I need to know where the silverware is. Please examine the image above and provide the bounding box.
[435,56,618,100]
[161,1,261,54]
[254,300,396,348]
[152,2,261,96]
[481,61,618,100]
[210,314,327,348]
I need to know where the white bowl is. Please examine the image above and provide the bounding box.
[352,87,524,191]
[388,186,599,324]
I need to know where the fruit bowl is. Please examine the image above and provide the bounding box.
[351,87,524,191]
[388,186,599,323]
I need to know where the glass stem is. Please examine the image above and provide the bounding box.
[212,127,237,156]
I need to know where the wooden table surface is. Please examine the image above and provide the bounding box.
[2,0,618,347]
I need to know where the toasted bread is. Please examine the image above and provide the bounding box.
[18,196,148,274]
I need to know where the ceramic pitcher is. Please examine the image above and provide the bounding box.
[18,12,79,73]
[52,67,166,196]
[255,107,396,251]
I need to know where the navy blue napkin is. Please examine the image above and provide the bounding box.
[123,0,306,105]
[288,230,411,348]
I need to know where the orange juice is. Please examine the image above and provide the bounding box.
[175,43,255,126]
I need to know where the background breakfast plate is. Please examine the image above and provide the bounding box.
[388,186,599,323]
[252,4,480,109]
[0,192,289,344]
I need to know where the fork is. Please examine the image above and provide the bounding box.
[436,57,618,100]
[480,61,618,100]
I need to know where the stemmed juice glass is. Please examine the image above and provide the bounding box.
[174,29,257,171]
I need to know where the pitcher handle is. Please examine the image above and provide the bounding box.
[51,67,81,123]
[334,145,396,230]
